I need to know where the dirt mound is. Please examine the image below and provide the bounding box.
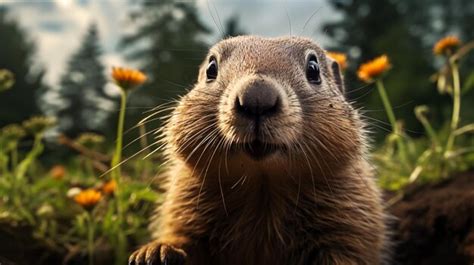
[390,171,474,265]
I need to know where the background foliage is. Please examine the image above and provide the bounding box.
[324,0,474,140]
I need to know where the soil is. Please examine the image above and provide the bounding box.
[0,224,114,265]
[0,224,62,265]
[1,172,474,264]
[389,171,474,265]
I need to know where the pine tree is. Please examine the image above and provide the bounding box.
[323,0,474,136]
[323,0,438,137]
[0,7,45,127]
[54,24,112,137]
[121,0,211,106]
[118,0,211,152]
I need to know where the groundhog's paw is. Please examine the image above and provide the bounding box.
[128,242,186,265]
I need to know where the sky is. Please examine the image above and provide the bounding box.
[0,0,338,87]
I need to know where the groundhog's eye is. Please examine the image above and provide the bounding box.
[306,55,321,85]
[206,56,218,82]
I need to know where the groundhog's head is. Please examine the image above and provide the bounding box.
[164,36,365,178]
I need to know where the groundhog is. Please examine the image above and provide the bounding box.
[129,36,389,265]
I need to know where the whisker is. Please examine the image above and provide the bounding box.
[206,0,224,36]
[97,141,160,179]
[301,5,322,34]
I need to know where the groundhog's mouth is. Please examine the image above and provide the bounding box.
[240,140,282,160]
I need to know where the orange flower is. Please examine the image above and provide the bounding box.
[74,189,102,210]
[433,36,461,55]
[111,67,147,91]
[357,55,391,83]
[327,51,348,70]
[50,165,66,180]
[102,179,116,195]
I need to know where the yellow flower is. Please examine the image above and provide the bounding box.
[50,165,66,180]
[102,179,116,195]
[327,51,348,70]
[74,189,102,210]
[433,36,461,56]
[357,55,391,83]
[111,67,147,91]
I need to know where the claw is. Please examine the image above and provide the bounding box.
[129,242,186,265]
[128,253,136,265]
[146,254,158,265]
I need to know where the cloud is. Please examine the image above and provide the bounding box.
[3,0,130,86]
[2,0,338,87]
[196,0,339,44]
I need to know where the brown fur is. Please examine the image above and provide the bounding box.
[129,36,389,265]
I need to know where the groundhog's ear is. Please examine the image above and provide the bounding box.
[328,58,345,95]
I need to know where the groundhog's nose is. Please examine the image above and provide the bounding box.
[236,80,280,118]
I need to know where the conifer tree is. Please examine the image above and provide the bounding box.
[121,0,210,106]
[323,0,436,136]
[119,0,211,151]
[323,0,474,135]
[55,24,113,137]
[0,7,44,127]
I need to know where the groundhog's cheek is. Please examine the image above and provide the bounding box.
[323,120,361,155]
[166,105,216,158]
[262,112,303,144]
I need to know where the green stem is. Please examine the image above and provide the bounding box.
[445,59,461,155]
[11,133,43,225]
[85,158,94,178]
[11,143,18,169]
[111,90,127,181]
[13,194,35,225]
[110,89,128,265]
[415,108,440,148]
[17,133,43,180]
[376,80,408,164]
[116,232,127,265]
[111,90,127,217]
[376,80,397,128]
[0,153,8,175]
[86,212,95,265]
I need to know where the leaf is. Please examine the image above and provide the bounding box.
[30,177,65,194]
[131,188,159,203]
[15,138,44,180]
